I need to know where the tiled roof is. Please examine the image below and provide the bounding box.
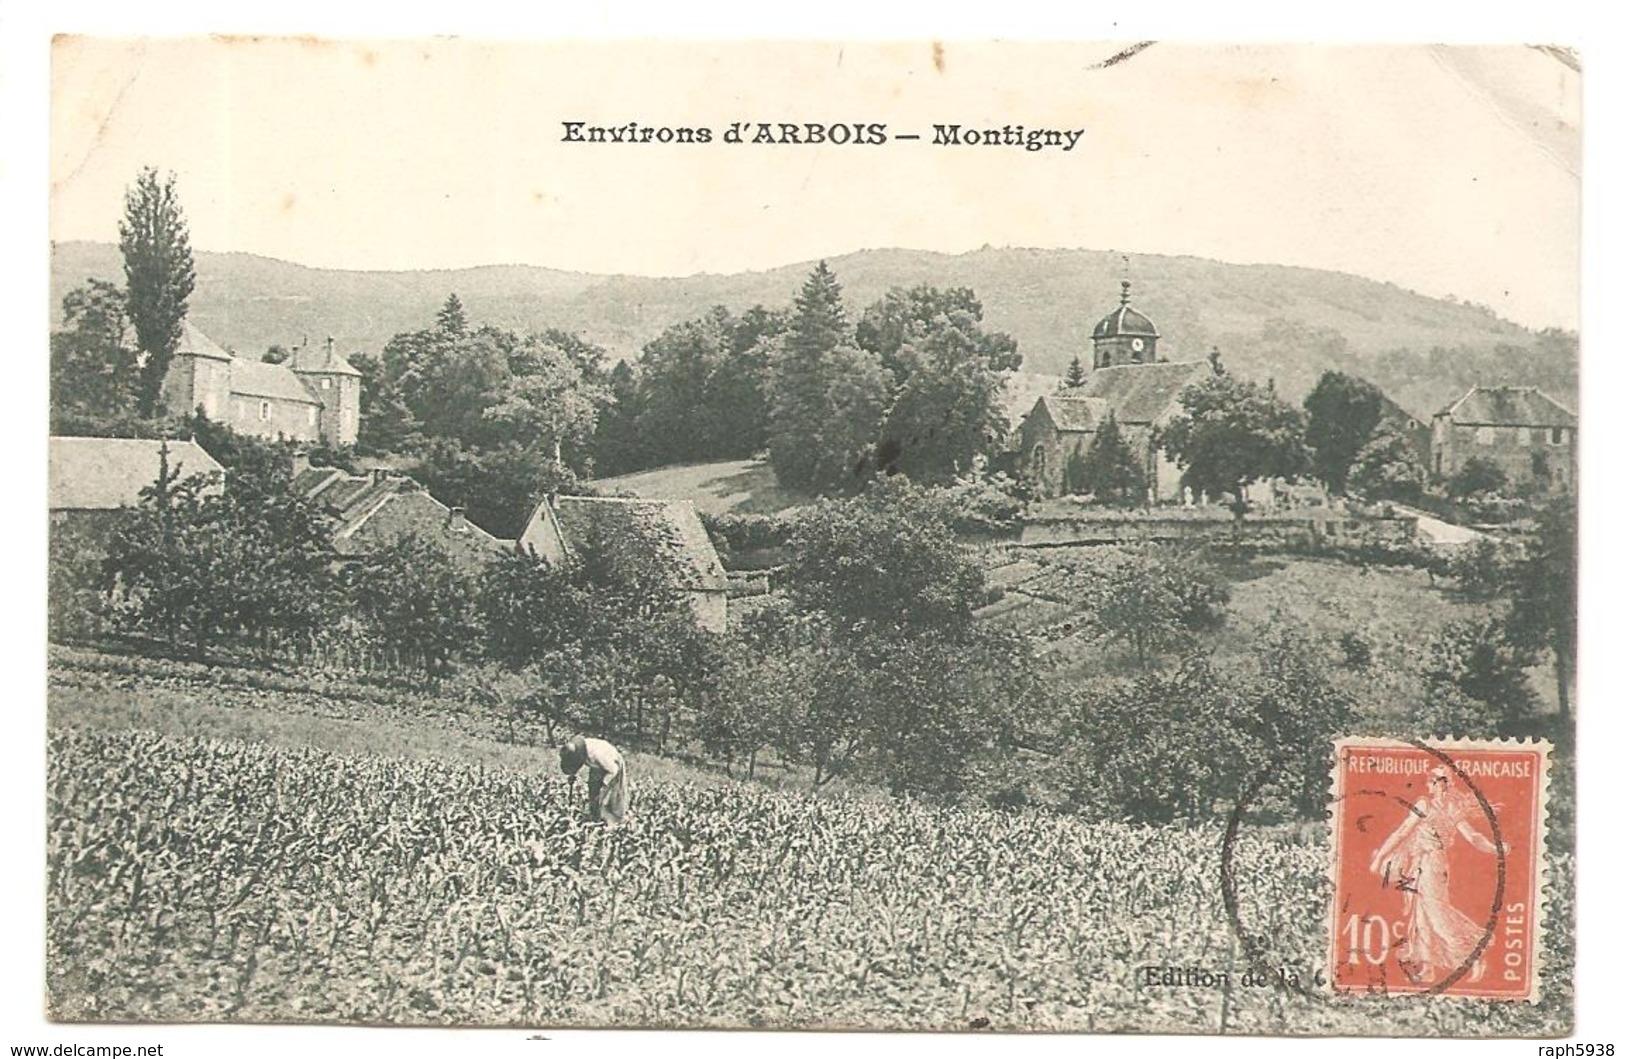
[1070,360,1209,424]
[175,320,231,361]
[1033,395,1111,433]
[299,468,512,570]
[291,339,364,378]
[49,436,224,510]
[1438,386,1577,429]
[551,496,727,592]
[229,356,323,405]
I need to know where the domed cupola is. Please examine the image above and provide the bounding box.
[1091,280,1159,369]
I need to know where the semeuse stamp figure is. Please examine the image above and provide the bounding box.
[1329,738,1550,1000]
[559,735,631,825]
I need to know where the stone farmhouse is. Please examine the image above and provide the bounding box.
[1014,282,1213,501]
[1430,385,1577,493]
[161,321,362,446]
[518,495,728,634]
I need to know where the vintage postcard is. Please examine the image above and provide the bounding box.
[41,37,1581,1042]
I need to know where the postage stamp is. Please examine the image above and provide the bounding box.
[1328,737,1552,1001]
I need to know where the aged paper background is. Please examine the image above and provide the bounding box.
[10,2,1623,1056]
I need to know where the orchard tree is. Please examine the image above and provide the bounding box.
[1303,371,1385,494]
[783,475,986,640]
[1158,373,1309,514]
[119,168,196,417]
[348,532,480,675]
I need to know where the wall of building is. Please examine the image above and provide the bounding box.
[226,394,324,443]
[1433,419,1576,491]
[303,373,362,446]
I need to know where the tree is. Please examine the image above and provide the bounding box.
[119,168,196,418]
[1508,498,1577,719]
[783,476,986,640]
[1347,424,1427,502]
[262,344,291,365]
[1065,355,1087,389]
[1157,373,1310,513]
[477,550,591,670]
[436,293,468,336]
[50,279,140,423]
[865,286,1018,483]
[769,263,891,493]
[347,532,479,675]
[1448,456,1509,500]
[1422,617,1537,725]
[102,437,338,657]
[1303,371,1385,494]
[1071,414,1146,505]
[1082,546,1229,670]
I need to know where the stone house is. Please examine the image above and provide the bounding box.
[1430,386,1577,493]
[518,495,728,633]
[1015,283,1212,501]
[161,321,362,446]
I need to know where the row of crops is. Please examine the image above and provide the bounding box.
[46,725,1571,1033]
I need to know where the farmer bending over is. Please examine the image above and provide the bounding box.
[558,735,630,825]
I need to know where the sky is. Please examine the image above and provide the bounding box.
[48,39,1581,331]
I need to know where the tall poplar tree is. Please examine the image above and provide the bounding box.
[119,168,197,418]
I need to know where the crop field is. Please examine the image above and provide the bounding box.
[47,724,1571,1034]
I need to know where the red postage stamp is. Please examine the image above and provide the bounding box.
[1328,737,1551,1001]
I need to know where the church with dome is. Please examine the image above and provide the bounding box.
[1014,281,1214,501]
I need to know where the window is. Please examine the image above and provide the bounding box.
[1552,428,1564,444]
[1475,426,1495,446]
[321,378,332,390]
[259,400,271,422]
[307,407,317,426]
[1517,427,1530,446]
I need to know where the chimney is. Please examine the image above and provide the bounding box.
[371,467,392,485]
[446,506,468,533]
[325,336,336,364]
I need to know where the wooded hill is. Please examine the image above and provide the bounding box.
[51,241,1577,418]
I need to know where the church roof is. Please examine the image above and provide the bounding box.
[1032,394,1111,433]
[1091,281,1160,339]
[1070,360,1209,424]
[1437,386,1577,429]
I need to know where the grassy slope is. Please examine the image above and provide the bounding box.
[590,457,809,516]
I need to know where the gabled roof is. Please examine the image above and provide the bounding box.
[300,468,512,569]
[1070,360,1210,424]
[547,495,727,592]
[228,356,324,405]
[291,339,364,378]
[49,436,224,511]
[1437,386,1577,429]
[1032,394,1112,433]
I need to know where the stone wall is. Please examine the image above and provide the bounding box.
[1017,512,1416,548]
